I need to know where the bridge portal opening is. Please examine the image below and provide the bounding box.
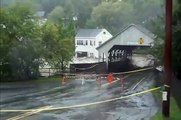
[108,45,137,72]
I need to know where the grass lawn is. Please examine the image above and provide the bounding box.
[152,91,181,120]
[32,76,62,83]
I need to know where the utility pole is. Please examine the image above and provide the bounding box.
[163,0,172,117]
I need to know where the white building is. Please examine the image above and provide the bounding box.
[75,29,112,59]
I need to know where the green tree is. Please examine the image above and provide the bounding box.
[87,1,134,34]
[0,1,42,81]
[145,0,181,79]
[66,0,101,28]
[31,0,65,16]
[173,0,181,78]
[41,20,74,72]
[125,0,163,23]
[144,16,165,64]
[47,6,64,23]
[87,0,163,34]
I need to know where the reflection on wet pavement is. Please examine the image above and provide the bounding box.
[0,71,159,120]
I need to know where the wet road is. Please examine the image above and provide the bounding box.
[0,71,159,120]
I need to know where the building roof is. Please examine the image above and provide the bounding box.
[97,24,156,50]
[75,29,103,38]
[135,24,156,39]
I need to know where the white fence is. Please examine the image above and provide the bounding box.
[39,68,61,77]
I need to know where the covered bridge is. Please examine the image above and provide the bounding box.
[96,24,156,72]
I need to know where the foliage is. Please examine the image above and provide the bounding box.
[172,0,181,78]
[0,1,42,80]
[87,0,163,34]
[1,0,75,81]
[71,0,102,28]
[47,6,64,23]
[146,0,181,78]
[30,0,102,27]
[1,0,164,34]
[87,1,134,34]
[41,20,74,72]
[144,16,165,64]
[125,0,163,23]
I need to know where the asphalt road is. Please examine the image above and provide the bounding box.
[0,71,159,120]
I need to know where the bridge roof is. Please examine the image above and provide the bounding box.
[97,24,156,50]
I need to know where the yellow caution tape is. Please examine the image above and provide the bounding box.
[0,86,160,113]
[113,67,154,75]
[46,87,160,111]
[64,67,154,78]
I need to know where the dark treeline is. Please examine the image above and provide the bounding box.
[1,0,163,34]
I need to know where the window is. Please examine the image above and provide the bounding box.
[90,40,93,46]
[77,40,88,45]
[77,40,83,45]
[77,52,88,57]
[94,41,96,46]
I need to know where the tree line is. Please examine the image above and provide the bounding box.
[1,0,163,34]
[0,1,74,81]
[146,0,181,79]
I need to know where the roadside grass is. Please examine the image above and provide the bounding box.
[32,76,62,83]
[0,76,63,83]
[151,91,181,120]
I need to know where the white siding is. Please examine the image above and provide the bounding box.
[75,38,96,58]
[75,29,112,59]
[117,27,153,45]
[96,29,113,48]
[97,26,154,63]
